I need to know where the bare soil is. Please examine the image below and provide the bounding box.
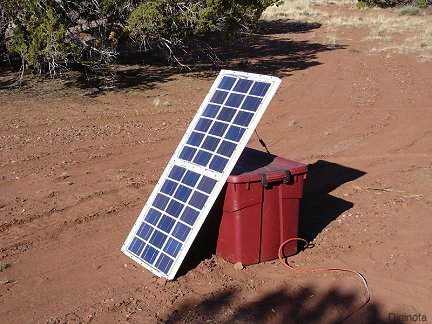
[1,15,432,324]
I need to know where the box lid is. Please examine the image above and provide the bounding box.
[228,147,307,184]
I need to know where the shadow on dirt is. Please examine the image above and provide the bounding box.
[1,19,343,93]
[164,285,402,324]
[178,157,365,277]
[300,160,366,241]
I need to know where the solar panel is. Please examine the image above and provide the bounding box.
[121,70,281,279]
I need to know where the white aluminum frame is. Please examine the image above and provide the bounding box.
[121,70,281,280]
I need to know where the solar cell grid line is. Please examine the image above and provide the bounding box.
[121,70,281,279]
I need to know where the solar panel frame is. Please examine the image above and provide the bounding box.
[121,70,281,280]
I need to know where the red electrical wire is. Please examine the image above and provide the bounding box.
[278,238,371,322]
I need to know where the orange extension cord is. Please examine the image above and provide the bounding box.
[278,238,371,322]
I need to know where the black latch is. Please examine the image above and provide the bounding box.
[261,174,269,188]
[283,170,292,184]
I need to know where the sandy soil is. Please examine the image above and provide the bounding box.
[1,14,432,324]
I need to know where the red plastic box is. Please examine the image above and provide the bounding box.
[216,147,307,265]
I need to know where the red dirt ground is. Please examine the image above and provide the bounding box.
[1,18,432,324]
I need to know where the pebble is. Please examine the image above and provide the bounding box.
[234,262,244,271]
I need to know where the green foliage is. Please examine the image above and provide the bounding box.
[416,0,428,8]
[0,0,279,80]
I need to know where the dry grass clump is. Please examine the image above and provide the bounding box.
[261,0,432,59]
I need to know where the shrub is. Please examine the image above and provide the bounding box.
[0,0,279,81]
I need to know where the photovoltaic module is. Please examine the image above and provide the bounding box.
[121,70,281,279]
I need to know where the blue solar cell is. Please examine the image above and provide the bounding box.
[172,222,191,241]
[217,141,236,157]
[149,230,167,248]
[209,155,229,173]
[180,207,200,226]
[202,135,220,151]
[219,76,237,90]
[241,96,262,112]
[142,244,159,264]
[250,82,270,97]
[153,194,169,211]
[179,146,196,161]
[155,253,174,274]
[233,111,253,127]
[158,215,176,232]
[169,166,186,181]
[166,200,184,218]
[182,171,200,187]
[193,150,212,166]
[128,237,145,256]
[161,179,178,195]
[174,185,192,202]
[195,118,212,132]
[225,93,245,108]
[217,107,236,122]
[197,176,217,194]
[189,191,208,210]
[137,223,153,240]
[210,90,229,104]
[187,132,205,147]
[163,238,182,258]
[209,121,228,137]
[145,208,162,225]
[203,104,221,118]
[225,126,245,142]
[233,79,253,93]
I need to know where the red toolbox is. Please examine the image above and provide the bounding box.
[216,147,308,265]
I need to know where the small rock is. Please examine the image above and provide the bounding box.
[234,262,244,271]
[288,120,298,127]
